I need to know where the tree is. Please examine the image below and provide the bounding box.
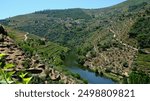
[129,71,150,84]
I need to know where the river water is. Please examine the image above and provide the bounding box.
[64,52,115,84]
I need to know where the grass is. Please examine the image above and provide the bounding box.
[135,61,150,69]
[137,54,150,62]
[6,26,25,41]
[103,72,121,83]
[135,53,150,69]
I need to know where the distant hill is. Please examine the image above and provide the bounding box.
[0,0,149,46]
[0,8,93,46]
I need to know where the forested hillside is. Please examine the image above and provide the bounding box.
[0,0,150,84]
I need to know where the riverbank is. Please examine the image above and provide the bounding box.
[81,66,122,83]
[65,65,115,84]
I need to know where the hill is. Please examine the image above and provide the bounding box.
[0,27,84,84]
[0,0,150,83]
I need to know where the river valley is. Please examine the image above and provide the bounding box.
[64,51,115,84]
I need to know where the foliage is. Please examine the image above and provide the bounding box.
[36,8,92,20]
[18,38,68,66]
[18,73,32,84]
[128,2,149,12]
[128,71,150,84]
[134,53,150,69]
[0,53,32,84]
[129,17,150,48]
[0,0,150,84]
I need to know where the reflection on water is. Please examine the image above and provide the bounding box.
[64,51,115,84]
[67,66,115,84]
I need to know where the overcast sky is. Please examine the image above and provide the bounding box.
[0,0,126,19]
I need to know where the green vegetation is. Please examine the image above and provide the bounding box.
[18,38,68,66]
[134,53,150,69]
[129,17,150,48]
[128,71,150,84]
[0,0,150,84]
[0,53,32,84]
[35,9,92,20]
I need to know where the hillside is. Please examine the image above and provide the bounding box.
[0,0,150,83]
[83,0,150,83]
[0,28,84,84]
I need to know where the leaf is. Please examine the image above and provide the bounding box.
[6,71,15,78]
[7,81,14,84]
[4,64,15,69]
[23,77,32,84]
[0,53,6,58]
[6,78,14,84]
[19,73,28,79]
[0,62,3,67]
[0,80,7,84]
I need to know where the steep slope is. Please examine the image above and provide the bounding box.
[1,0,149,46]
[0,0,150,83]
[83,0,150,82]
[0,27,84,84]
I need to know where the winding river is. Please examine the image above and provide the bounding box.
[64,51,115,84]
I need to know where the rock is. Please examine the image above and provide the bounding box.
[48,69,61,81]
[50,74,61,81]
[123,72,129,77]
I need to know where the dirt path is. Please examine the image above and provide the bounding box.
[24,32,29,41]
[109,29,138,51]
[93,28,138,62]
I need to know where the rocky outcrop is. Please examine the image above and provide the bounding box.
[0,25,7,37]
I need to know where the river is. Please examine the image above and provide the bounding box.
[64,51,115,84]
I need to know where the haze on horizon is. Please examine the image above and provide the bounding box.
[0,0,126,19]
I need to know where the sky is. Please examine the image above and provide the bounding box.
[0,0,126,19]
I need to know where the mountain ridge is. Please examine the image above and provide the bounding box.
[1,0,150,83]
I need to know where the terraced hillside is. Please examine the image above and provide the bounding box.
[0,29,84,84]
[0,0,150,83]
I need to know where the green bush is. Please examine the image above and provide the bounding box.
[129,71,150,84]
[129,17,150,48]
